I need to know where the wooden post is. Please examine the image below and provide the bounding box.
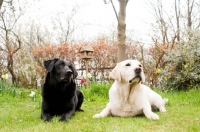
[78,46,94,88]
[85,59,89,88]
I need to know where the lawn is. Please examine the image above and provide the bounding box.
[0,84,200,132]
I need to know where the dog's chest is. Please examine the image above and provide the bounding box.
[118,94,137,112]
[43,83,75,102]
[110,87,143,115]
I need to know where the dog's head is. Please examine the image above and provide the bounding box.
[44,58,78,83]
[109,60,145,84]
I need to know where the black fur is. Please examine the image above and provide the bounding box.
[41,58,84,122]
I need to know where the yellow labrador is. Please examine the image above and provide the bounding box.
[93,60,166,120]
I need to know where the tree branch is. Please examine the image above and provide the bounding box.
[110,0,119,24]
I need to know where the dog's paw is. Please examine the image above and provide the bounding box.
[59,118,68,122]
[59,116,68,122]
[159,107,166,112]
[146,113,160,120]
[41,114,52,122]
[93,114,101,118]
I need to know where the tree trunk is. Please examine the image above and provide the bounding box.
[0,0,3,10]
[5,31,17,83]
[7,55,17,83]
[187,0,194,29]
[175,0,180,41]
[117,0,128,62]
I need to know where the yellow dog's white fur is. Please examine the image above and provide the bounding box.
[93,60,166,120]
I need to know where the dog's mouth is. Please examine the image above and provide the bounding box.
[61,79,70,83]
[58,74,73,83]
[59,77,72,83]
[129,75,142,84]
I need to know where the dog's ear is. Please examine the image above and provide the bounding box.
[70,65,78,79]
[44,58,59,72]
[109,63,121,82]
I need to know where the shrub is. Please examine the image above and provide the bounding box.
[160,30,200,91]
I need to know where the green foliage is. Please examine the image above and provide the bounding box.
[81,82,111,102]
[160,30,200,91]
[0,84,200,131]
[0,79,39,100]
[0,79,17,97]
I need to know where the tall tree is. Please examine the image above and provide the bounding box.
[0,1,22,84]
[106,0,129,62]
[0,0,3,9]
[187,0,194,29]
[52,4,82,43]
[0,0,13,10]
[175,0,181,41]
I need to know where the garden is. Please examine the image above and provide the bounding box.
[1,0,200,131]
[0,79,200,132]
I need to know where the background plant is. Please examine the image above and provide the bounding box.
[0,0,200,91]
[158,30,200,91]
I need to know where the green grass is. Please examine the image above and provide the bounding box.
[0,83,200,132]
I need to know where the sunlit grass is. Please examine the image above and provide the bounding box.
[0,83,200,132]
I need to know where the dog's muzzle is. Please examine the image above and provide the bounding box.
[129,68,142,83]
[60,70,73,83]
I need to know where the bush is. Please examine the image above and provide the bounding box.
[160,30,200,91]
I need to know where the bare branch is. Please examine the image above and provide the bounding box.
[110,0,119,24]
[11,31,21,54]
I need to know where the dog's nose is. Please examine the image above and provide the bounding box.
[66,70,73,74]
[135,68,141,74]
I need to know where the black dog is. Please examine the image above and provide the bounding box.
[41,58,84,122]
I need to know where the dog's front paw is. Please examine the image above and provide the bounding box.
[93,114,101,118]
[146,112,160,120]
[59,117,68,122]
[41,114,52,122]
[59,114,69,122]
[59,118,68,122]
[159,107,166,112]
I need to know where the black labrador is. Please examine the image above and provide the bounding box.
[41,58,84,122]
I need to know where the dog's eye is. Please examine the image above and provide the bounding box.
[68,65,72,69]
[58,63,64,67]
[125,63,131,66]
[139,64,142,67]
